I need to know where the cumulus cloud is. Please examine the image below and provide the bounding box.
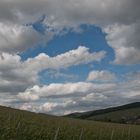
[26,46,106,71]
[0,46,105,98]
[0,46,105,111]
[15,71,140,115]
[0,53,37,93]
[17,91,40,102]
[16,76,140,115]
[86,70,116,82]
[16,82,117,100]
[104,22,140,64]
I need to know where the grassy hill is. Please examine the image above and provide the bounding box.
[0,105,140,140]
[66,102,140,124]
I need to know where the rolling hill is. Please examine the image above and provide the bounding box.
[66,102,140,124]
[0,104,140,140]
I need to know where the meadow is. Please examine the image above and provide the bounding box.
[0,106,140,140]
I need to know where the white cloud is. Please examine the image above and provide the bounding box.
[82,92,107,102]
[0,55,138,115]
[86,70,116,82]
[0,53,37,93]
[39,102,59,112]
[15,77,140,115]
[16,82,117,102]
[17,91,40,102]
[15,73,140,115]
[104,23,140,64]
[0,46,105,94]
[26,46,106,71]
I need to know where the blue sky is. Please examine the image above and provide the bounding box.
[0,0,140,115]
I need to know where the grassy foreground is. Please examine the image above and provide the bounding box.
[0,106,140,140]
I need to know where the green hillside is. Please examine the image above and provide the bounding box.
[66,102,140,124]
[0,105,140,140]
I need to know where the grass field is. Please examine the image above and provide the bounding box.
[0,106,140,140]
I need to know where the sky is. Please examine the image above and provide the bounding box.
[0,0,140,115]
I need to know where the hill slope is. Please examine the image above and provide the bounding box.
[0,105,140,140]
[66,102,140,124]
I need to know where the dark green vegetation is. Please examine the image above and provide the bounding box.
[66,102,140,124]
[0,104,140,140]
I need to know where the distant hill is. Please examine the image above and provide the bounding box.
[66,102,140,124]
[0,104,140,140]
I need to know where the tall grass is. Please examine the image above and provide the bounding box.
[0,107,140,140]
